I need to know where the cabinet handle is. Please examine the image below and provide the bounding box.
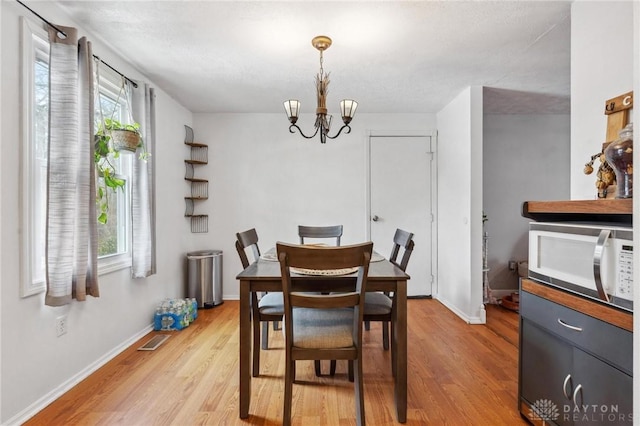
[562,374,572,399]
[572,384,583,408]
[557,318,583,332]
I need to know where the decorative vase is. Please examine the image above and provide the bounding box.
[604,122,633,199]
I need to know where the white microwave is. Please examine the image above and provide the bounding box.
[528,222,633,312]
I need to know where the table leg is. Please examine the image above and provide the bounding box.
[239,280,251,418]
[394,280,407,423]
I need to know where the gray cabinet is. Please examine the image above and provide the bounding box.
[519,281,632,425]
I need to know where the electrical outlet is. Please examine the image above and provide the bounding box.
[56,315,67,337]
[508,260,517,271]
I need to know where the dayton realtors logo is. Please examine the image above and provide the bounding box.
[530,399,560,422]
[563,404,633,423]
[530,399,633,423]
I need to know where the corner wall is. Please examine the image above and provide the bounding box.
[435,86,485,323]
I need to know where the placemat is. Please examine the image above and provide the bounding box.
[290,266,359,276]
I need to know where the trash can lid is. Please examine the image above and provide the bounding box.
[187,250,221,258]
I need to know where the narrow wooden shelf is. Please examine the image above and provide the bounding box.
[522,199,632,224]
[184,141,208,148]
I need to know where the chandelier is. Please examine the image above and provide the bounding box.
[283,36,358,144]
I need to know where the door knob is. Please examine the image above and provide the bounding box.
[372,215,379,222]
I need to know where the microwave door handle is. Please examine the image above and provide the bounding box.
[593,229,611,303]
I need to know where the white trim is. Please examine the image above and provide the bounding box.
[4,324,154,426]
[19,17,48,298]
[429,130,438,298]
[435,295,485,325]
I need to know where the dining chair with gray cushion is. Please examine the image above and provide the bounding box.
[364,228,414,373]
[276,241,373,426]
[235,228,284,377]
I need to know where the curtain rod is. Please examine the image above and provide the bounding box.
[16,0,138,89]
[93,56,138,88]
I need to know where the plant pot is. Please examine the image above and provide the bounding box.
[111,129,142,153]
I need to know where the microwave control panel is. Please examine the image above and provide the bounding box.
[616,244,633,299]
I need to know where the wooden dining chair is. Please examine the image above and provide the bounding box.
[276,241,373,426]
[298,224,343,375]
[235,228,284,377]
[298,224,343,246]
[364,228,414,352]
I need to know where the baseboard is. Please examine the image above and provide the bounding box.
[6,324,153,426]
[435,296,485,324]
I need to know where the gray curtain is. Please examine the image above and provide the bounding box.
[45,27,99,306]
[130,82,157,277]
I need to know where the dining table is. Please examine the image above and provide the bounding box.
[236,247,410,423]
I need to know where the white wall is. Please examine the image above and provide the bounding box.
[571,1,634,200]
[435,86,485,323]
[0,2,193,423]
[483,114,570,291]
[193,113,436,299]
[571,0,637,416]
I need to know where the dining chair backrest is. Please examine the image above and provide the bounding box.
[389,228,414,272]
[298,225,343,246]
[235,228,261,268]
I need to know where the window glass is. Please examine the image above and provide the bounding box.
[28,29,50,293]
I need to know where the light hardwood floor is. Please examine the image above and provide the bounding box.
[25,300,527,425]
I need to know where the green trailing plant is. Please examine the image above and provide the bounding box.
[94,118,150,224]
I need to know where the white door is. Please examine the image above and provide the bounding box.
[368,134,434,297]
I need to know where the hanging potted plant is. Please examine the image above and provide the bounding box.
[94,133,125,225]
[94,69,150,224]
[94,119,150,224]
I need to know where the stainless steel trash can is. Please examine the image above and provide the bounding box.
[187,250,223,308]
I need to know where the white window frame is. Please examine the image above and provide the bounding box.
[20,17,49,297]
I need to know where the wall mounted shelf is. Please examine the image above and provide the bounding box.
[184,125,209,233]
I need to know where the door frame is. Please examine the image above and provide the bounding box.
[365,129,438,297]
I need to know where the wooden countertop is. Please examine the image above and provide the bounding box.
[522,199,632,224]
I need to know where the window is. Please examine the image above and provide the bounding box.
[95,72,133,272]
[21,18,133,297]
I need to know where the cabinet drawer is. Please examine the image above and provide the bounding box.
[520,291,632,374]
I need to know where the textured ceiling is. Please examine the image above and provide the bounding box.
[54,0,572,114]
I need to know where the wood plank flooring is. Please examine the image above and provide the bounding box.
[24,300,526,425]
